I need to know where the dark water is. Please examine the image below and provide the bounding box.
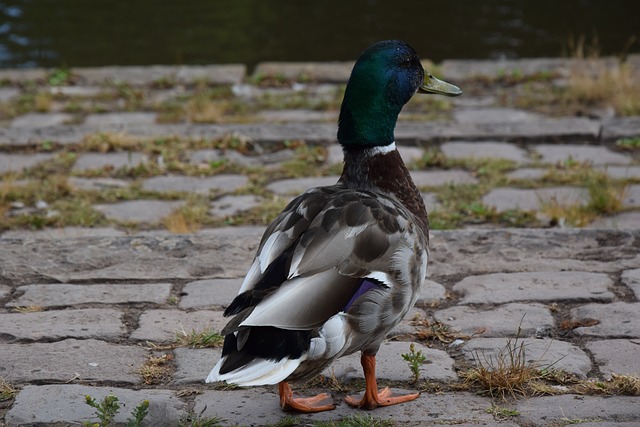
[0,0,638,69]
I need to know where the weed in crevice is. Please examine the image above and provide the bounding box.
[485,404,520,420]
[401,343,427,384]
[0,378,17,402]
[83,393,149,427]
[137,353,174,385]
[178,406,224,427]
[175,326,224,348]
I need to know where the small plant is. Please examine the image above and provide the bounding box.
[616,137,640,151]
[313,414,394,427]
[401,343,427,383]
[0,378,17,401]
[178,406,224,427]
[47,67,72,86]
[485,404,520,420]
[83,393,149,427]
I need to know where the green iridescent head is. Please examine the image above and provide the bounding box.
[338,40,461,147]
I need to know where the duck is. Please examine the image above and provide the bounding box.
[206,39,461,413]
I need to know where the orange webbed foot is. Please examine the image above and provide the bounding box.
[279,381,336,413]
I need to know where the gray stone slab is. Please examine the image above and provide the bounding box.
[7,283,172,308]
[194,389,494,425]
[588,212,640,229]
[130,309,227,342]
[144,174,248,194]
[94,199,185,223]
[266,176,339,195]
[602,116,640,140]
[0,153,54,173]
[10,112,72,128]
[209,194,262,217]
[571,302,640,338]
[179,279,242,309]
[173,347,221,385]
[421,192,440,210]
[454,108,544,124]
[0,284,10,299]
[515,394,640,425]
[453,271,614,304]
[0,87,20,101]
[410,169,478,187]
[0,230,261,284]
[440,141,529,163]
[506,167,546,180]
[482,186,589,212]
[621,268,640,300]
[600,165,640,179]
[252,61,354,82]
[48,85,105,97]
[0,226,126,240]
[441,57,581,80]
[326,341,457,382]
[463,338,592,378]
[0,308,125,341]
[76,64,245,85]
[6,384,185,426]
[72,151,148,172]
[258,109,335,122]
[433,303,555,338]
[67,176,130,191]
[0,339,146,384]
[84,112,157,127]
[533,144,632,166]
[622,185,640,208]
[189,148,296,168]
[417,279,447,305]
[586,339,640,377]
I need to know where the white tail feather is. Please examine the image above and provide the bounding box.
[206,356,304,386]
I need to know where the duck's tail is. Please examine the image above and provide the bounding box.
[205,355,304,386]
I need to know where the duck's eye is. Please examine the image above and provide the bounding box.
[400,58,412,68]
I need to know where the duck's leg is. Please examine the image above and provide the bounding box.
[278,381,336,413]
[345,352,420,410]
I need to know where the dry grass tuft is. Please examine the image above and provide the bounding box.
[0,377,17,401]
[80,132,140,152]
[138,353,173,385]
[573,374,640,396]
[460,337,543,400]
[11,305,45,313]
[175,326,224,349]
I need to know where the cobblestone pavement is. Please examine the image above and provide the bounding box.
[1,58,640,426]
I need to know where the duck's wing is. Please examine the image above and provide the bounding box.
[224,185,413,331]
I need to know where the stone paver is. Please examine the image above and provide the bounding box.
[600,165,640,179]
[622,185,640,208]
[410,169,478,187]
[67,176,130,191]
[506,167,546,180]
[533,144,632,166]
[588,212,640,229]
[130,309,227,342]
[179,278,242,309]
[463,338,592,377]
[209,194,262,217]
[571,302,640,338]
[453,271,614,304]
[0,86,20,101]
[10,112,72,128]
[6,384,185,426]
[94,199,185,223]
[0,339,147,384]
[440,140,529,163]
[194,389,494,425]
[586,339,640,376]
[142,174,248,194]
[483,186,589,212]
[0,226,126,240]
[453,107,543,124]
[433,303,555,338]
[621,268,640,299]
[6,283,172,308]
[84,112,157,127]
[0,309,125,341]
[515,394,640,425]
[0,153,54,173]
[173,347,221,385]
[71,151,148,172]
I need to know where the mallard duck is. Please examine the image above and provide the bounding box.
[206,40,461,412]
